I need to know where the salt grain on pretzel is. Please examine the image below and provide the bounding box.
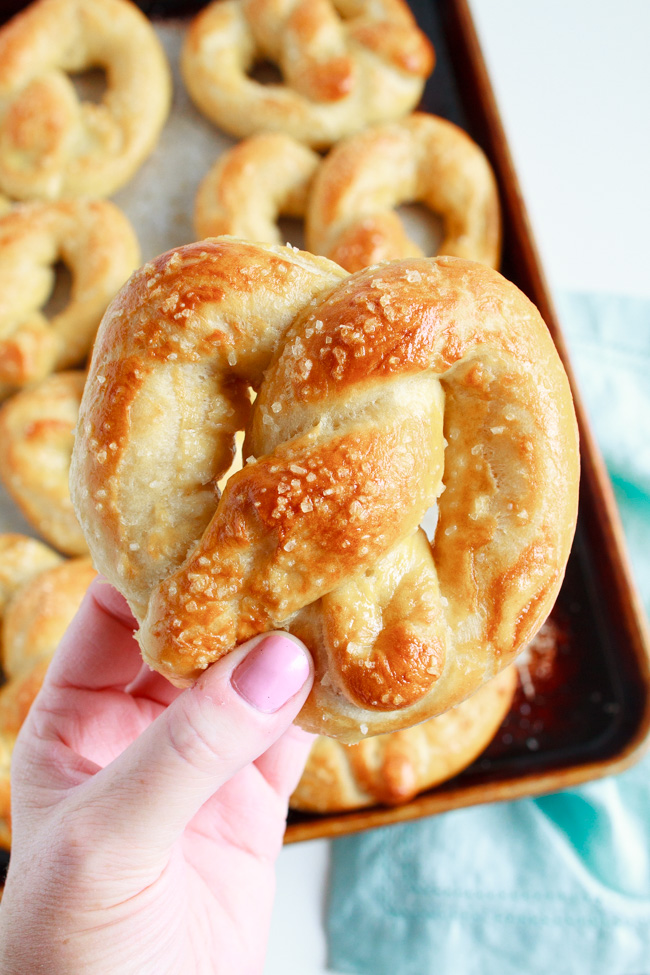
[307,112,501,271]
[71,238,579,743]
[0,371,89,555]
[0,200,140,399]
[181,0,434,149]
[0,0,171,201]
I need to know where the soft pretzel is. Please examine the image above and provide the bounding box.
[307,112,501,271]
[194,133,320,242]
[291,664,517,811]
[181,0,434,149]
[0,371,88,555]
[0,533,62,621]
[0,550,96,847]
[0,0,171,200]
[1,555,96,680]
[0,200,140,398]
[70,238,579,743]
[0,659,49,849]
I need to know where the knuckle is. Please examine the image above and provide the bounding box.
[166,690,226,775]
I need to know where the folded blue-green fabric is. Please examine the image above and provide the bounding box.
[327,293,650,975]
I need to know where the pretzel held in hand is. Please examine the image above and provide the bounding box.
[181,0,434,149]
[71,239,579,742]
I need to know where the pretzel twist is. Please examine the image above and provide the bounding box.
[0,200,140,398]
[71,239,579,742]
[0,371,88,555]
[181,0,434,148]
[307,112,501,271]
[0,0,171,201]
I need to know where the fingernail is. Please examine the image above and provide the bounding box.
[232,634,311,713]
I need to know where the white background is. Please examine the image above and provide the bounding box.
[264,2,650,973]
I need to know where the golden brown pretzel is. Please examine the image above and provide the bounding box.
[306,112,501,271]
[0,547,96,847]
[71,238,579,743]
[194,134,321,243]
[0,659,49,849]
[0,200,140,398]
[181,0,434,149]
[1,556,96,680]
[0,0,171,201]
[291,664,517,811]
[0,533,62,622]
[0,371,88,555]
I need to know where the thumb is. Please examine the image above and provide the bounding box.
[78,632,313,854]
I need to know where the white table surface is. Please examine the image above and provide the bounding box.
[264,2,650,973]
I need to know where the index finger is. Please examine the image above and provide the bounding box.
[45,576,142,694]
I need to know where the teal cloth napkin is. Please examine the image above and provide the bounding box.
[327,292,650,975]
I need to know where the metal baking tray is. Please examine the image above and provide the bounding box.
[284,0,650,842]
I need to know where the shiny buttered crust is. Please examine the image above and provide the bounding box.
[181,0,434,149]
[306,112,501,271]
[0,0,172,200]
[0,371,89,555]
[71,239,579,743]
[194,134,321,243]
[291,664,517,811]
[0,200,140,396]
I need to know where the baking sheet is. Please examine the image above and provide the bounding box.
[1,2,648,851]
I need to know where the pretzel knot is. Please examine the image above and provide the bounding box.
[71,239,579,742]
[0,0,171,200]
[181,0,434,148]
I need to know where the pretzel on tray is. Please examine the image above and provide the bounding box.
[194,133,321,243]
[193,116,500,275]
[307,112,501,271]
[0,543,96,848]
[181,0,434,149]
[0,200,139,400]
[291,664,517,811]
[70,238,579,742]
[0,371,89,555]
[0,0,171,201]
[0,533,62,621]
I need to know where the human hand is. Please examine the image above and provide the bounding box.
[0,577,314,975]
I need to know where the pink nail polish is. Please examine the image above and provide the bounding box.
[232,634,311,713]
